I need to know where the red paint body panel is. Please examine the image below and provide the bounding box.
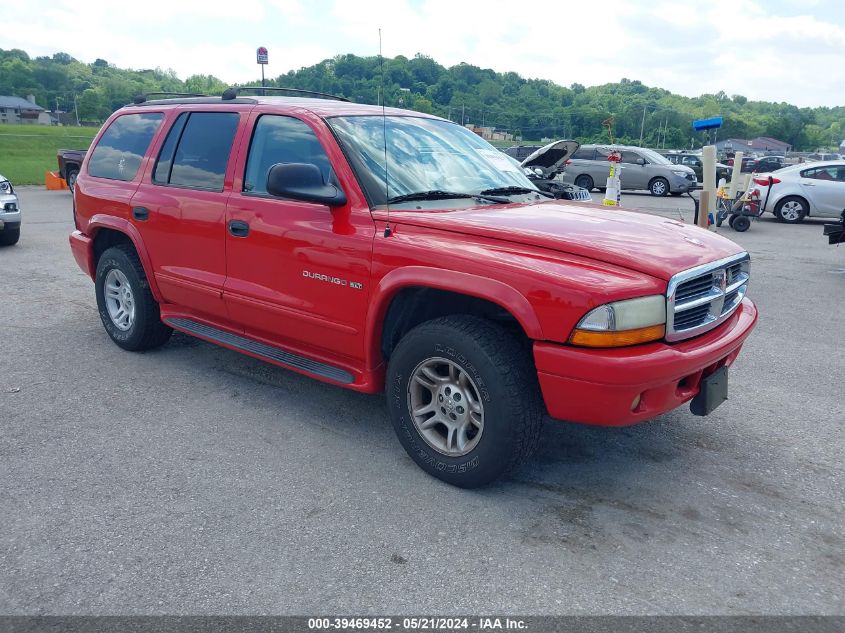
[70,98,759,426]
[535,298,758,425]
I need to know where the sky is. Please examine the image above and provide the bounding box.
[6,0,845,108]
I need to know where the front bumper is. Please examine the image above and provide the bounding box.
[534,297,758,426]
[670,176,697,193]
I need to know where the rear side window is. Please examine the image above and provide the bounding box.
[621,151,643,164]
[154,112,240,191]
[88,113,164,181]
[243,115,333,195]
[571,148,595,160]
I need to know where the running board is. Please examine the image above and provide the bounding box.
[165,317,354,384]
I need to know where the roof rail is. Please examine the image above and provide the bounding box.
[221,86,350,102]
[132,92,210,104]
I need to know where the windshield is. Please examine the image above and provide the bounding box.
[637,148,672,165]
[329,115,538,206]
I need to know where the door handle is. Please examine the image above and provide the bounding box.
[228,220,250,237]
[132,206,149,221]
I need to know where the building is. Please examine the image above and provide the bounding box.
[0,95,45,124]
[714,136,791,155]
[749,136,791,153]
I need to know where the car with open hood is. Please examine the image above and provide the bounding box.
[507,139,591,201]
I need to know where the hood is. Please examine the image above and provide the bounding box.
[391,201,744,281]
[521,140,580,178]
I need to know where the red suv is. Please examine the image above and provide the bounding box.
[69,89,758,487]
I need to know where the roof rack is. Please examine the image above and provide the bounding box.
[221,86,349,102]
[132,92,209,104]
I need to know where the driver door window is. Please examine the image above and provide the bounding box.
[244,115,334,194]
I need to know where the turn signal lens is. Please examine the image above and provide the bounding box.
[569,324,666,348]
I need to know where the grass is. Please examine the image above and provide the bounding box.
[0,124,98,185]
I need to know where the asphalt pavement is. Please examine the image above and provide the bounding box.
[0,187,843,615]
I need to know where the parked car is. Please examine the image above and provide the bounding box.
[725,155,759,173]
[561,144,697,196]
[753,156,785,173]
[749,160,845,223]
[516,139,592,202]
[666,152,730,184]
[57,148,88,192]
[807,152,840,162]
[69,89,757,487]
[0,174,21,246]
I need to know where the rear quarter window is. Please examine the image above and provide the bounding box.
[88,113,164,181]
[571,148,595,160]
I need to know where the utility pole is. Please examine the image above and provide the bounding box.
[462,104,465,126]
[639,104,647,147]
[74,94,80,126]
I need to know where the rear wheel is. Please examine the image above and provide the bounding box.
[774,196,808,223]
[0,228,20,246]
[386,316,544,488]
[95,244,172,351]
[574,175,594,191]
[732,215,751,232]
[66,168,79,192]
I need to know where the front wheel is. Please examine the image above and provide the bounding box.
[386,316,544,488]
[649,177,670,196]
[66,169,79,192]
[0,228,20,246]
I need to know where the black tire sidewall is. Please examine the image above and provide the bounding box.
[575,175,593,191]
[0,228,20,246]
[733,216,751,232]
[95,248,150,350]
[387,322,527,488]
[67,170,78,192]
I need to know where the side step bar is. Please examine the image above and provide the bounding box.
[164,317,354,384]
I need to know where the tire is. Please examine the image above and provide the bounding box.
[574,175,594,191]
[774,196,808,223]
[732,215,751,232]
[66,169,79,193]
[386,316,544,488]
[649,177,670,197]
[728,214,737,228]
[0,228,20,246]
[95,244,172,351]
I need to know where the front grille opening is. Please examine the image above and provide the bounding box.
[676,275,713,303]
[674,304,710,329]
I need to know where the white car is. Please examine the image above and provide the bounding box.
[0,173,21,246]
[751,160,845,223]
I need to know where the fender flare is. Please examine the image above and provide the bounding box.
[87,214,163,302]
[364,266,544,370]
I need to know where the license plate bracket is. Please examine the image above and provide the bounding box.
[690,366,728,416]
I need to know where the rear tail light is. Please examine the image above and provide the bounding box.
[564,159,572,165]
[753,176,780,186]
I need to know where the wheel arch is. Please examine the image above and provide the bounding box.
[88,216,163,301]
[366,267,544,370]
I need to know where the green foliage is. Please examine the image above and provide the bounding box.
[1,48,843,151]
[0,123,97,184]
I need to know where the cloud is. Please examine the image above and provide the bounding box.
[4,0,845,107]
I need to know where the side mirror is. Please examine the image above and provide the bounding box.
[266,163,346,207]
[636,157,646,165]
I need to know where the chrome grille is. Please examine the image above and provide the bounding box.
[666,253,750,342]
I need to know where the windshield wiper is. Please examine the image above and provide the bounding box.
[387,190,508,204]
[479,186,552,198]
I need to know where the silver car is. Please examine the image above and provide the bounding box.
[561,144,698,196]
[750,160,845,223]
[0,174,21,246]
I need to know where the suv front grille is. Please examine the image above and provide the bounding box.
[666,253,750,342]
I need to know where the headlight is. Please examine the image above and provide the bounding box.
[569,295,666,347]
[0,180,10,193]
[671,170,687,177]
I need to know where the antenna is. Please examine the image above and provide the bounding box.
[380,28,392,238]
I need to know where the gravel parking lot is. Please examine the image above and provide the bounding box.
[1,187,843,615]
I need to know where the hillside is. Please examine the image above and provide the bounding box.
[1,48,842,151]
